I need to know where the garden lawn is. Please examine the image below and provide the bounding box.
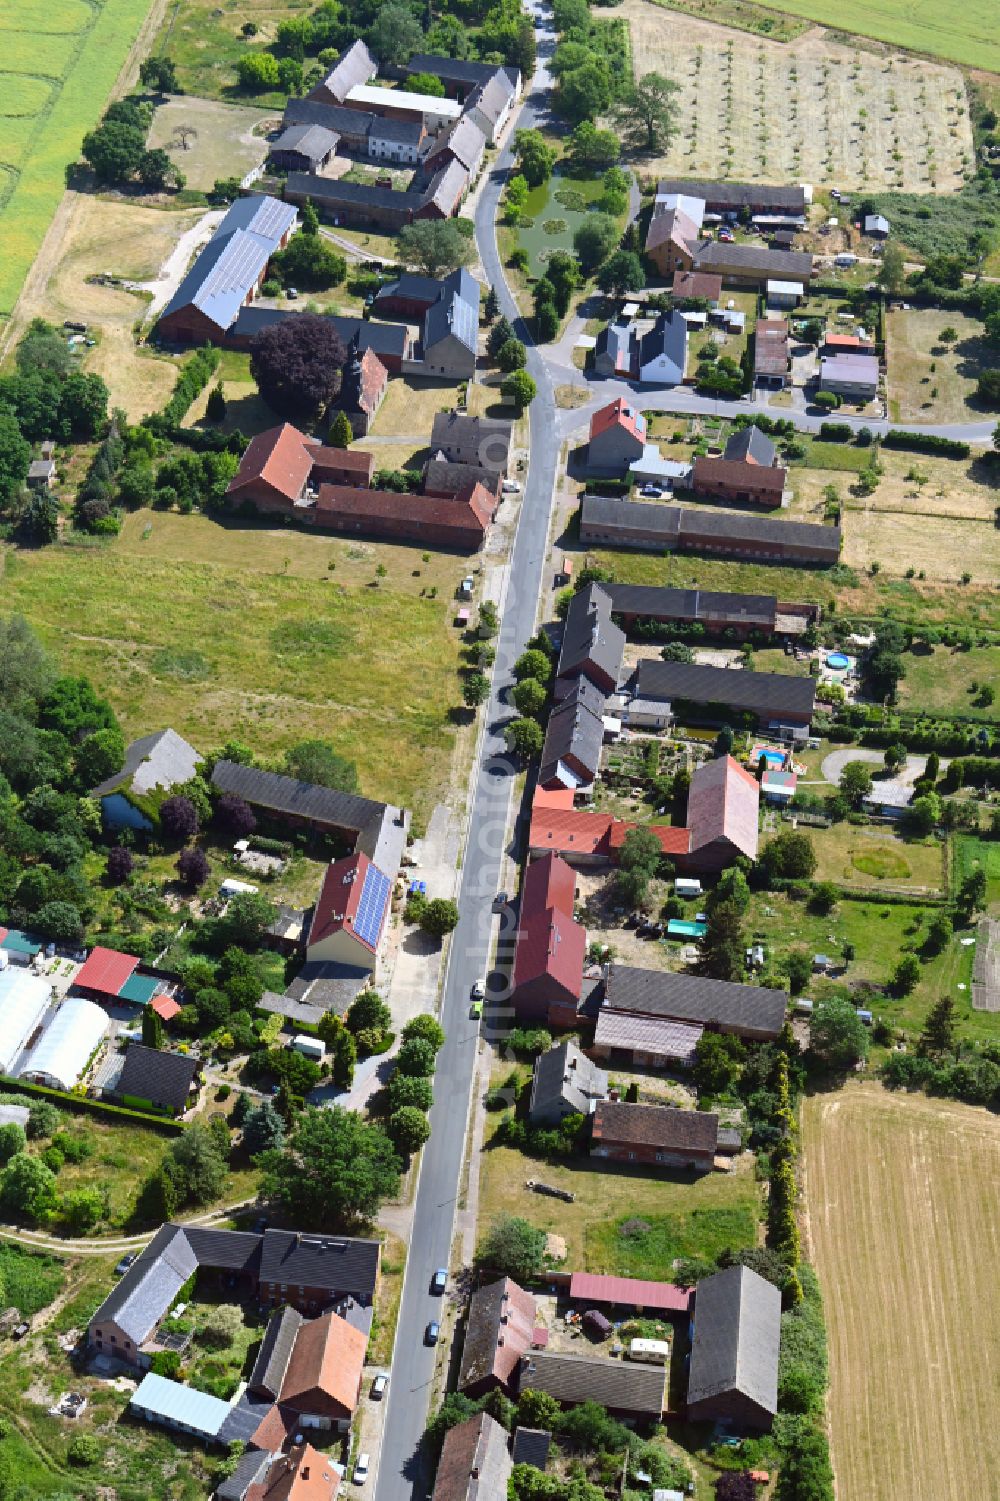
[953,834,1000,912]
[803,1084,1000,1501]
[0,0,156,324]
[807,823,946,894]
[897,643,1000,723]
[478,1130,762,1272]
[0,510,466,821]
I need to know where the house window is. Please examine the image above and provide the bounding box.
[627,1151,636,1161]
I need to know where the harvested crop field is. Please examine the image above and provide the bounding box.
[802,1083,1000,1501]
[620,1,972,190]
[0,0,157,328]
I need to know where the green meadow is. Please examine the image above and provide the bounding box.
[0,0,154,324]
[746,0,1000,72]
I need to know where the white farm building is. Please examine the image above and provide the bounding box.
[19,997,108,1092]
[0,969,51,1075]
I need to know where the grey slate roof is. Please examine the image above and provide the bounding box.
[594,320,633,373]
[259,1230,380,1300]
[160,196,297,333]
[693,242,814,280]
[326,316,409,361]
[638,311,688,380]
[602,583,777,631]
[511,1428,551,1469]
[539,683,606,789]
[604,965,788,1038]
[424,459,498,497]
[674,504,842,558]
[91,728,203,800]
[424,116,486,172]
[657,179,807,213]
[581,494,681,539]
[270,123,339,162]
[215,1447,271,1501]
[529,1041,607,1123]
[283,98,376,137]
[408,54,519,90]
[466,70,515,126]
[249,1305,302,1398]
[724,425,777,467]
[424,159,469,216]
[517,1350,667,1416]
[558,582,626,690]
[369,116,425,146]
[92,1223,198,1344]
[309,38,376,103]
[424,272,481,356]
[430,411,512,473]
[216,1390,275,1447]
[116,1042,198,1112]
[284,170,417,214]
[687,1264,781,1416]
[433,1411,513,1501]
[210,760,386,836]
[634,658,816,719]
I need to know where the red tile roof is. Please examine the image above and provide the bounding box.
[824,333,874,352]
[228,423,315,503]
[453,480,498,529]
[315,484,490,541]
[357,348,389,413]
[280,1310,366,1417]
[75,946,140,997]
[691,457,786,498]
[521,852,576,919]
[310,444,376,477]
[569,1271,693,1313]
[686,755,759,861]
[671,270,723,301]
[528,792,692,861]
[149,992,182,1022]
[512,906,586,999]
[589,398,645,445]
[309,852,386,954]
[608,822,692,857]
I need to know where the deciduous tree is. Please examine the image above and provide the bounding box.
[250,315,347,422]
[615,72,680,151]
[398,220,474,279]
[261,1106,400,1228]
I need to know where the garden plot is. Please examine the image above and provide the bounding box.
[619,1,971,191]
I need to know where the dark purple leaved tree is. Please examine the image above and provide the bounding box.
[105,846,134,885]
[250,314,347,422]
[160,795,199,841]
[215,793,257,837]
[176,846,211,890]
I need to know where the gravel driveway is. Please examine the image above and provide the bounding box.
[820,747,935,787]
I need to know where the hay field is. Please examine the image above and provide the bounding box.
[887,308,993,423]
[0,513,468,821]
[802,1084,1000,1501]
[620,1,972,190]
[0,0,156,325]
[842,498,1000,584]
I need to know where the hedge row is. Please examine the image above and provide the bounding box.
[144,346,220,436]
[882,430,970,459]
[0,1075,185,1134]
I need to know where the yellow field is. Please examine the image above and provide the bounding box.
[802,1084,1000,1501]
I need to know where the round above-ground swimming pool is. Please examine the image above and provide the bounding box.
[827,653,850,670]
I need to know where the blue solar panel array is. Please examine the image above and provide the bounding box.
[354,864,391,949]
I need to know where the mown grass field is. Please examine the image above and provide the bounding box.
[0,511,467,820]
[802,1084,1000,1501]
[808,822,946,893]
[0,0,155,325]
[478,1129,762,1272]
[742,0,1000,72]
[897,643,1000,722]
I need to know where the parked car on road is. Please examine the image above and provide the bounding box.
[353,1452,370,1482]
[371,1374,388,1399]
[431,1268,448,1294]
[425,1321,440,1345]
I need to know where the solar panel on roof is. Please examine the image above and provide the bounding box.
[354,865,390,949]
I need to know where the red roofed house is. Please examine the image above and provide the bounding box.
[587,398,647,476]
[74,946,140,1001]
[671,270,722,306]
[278,1309,366,1432]
[568,1271,693,1315]
[312,480,495,551]
[528,789,691,869]
[511,853,586,1026]
[684,755,759,870]
[458,1276,538,1397]
[822,333,876,355]
[225,424,374,516]
[149,992,182,1023]
[305,851,393,971]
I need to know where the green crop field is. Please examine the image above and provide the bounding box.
[0,0,154,325]
[744,0,1000,72]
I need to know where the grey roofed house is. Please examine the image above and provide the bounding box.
[408,53,520,94]
[634,658,816,722]
[724,425,777,467]
[592,1008,704,1066]
[424,459,499,497]
[268,122,339,168]
[517,1349,667,1417]
[325,315,410,363]
[656,179,807,214]
[864,213,890,237]
[511,1428,551,1469]
[602,583,778,632]
[686,1264,781,1429]
[211,760,385,838]
[90,728,203,800]
[433,1411,513,1501]
[423,276,480,363]
[593,320,634,378]
[529,1041,608,1125]
[282,97,377,139]
[557,582,627,696]
[581,493,681,541]
[308,38,376,104]
[284,170,418,216]
[423,159,470,216]
[91,1222,199,1346]
[423,115,487,174]
[115,1043,198,1114]
[465,70,515,128]
[430,411,512,474]
[258,1230,381,1302]
[604,965,788,1041]
[637,310,688,384]
[693,242,814,281]
[368,115,425,147]
[216,1448,272,1501]
[248,1305,303,1399]
[159,195,298,335]
[539,678,606,791]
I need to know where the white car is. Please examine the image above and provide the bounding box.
[353,1453,370,1484]
[471,980,486,1000]
[501,479,522,494]
[370,1374,388,1399]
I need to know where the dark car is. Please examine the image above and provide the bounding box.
[252,1215,270,1234]
[425,1321,440,1345]
[431,1268,448,1294]
[11,1323,29,1341]
[114,1253,138,1277]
